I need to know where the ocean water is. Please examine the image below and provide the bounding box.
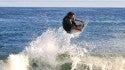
[0,7,125,70]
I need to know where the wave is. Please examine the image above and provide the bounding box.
[1,27,125,70]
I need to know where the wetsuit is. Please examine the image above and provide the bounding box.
[62,16,77,33]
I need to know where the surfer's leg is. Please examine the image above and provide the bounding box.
[76,24,83,30]
[81,22,85,28]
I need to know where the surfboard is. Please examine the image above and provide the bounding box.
[70,21,88,33]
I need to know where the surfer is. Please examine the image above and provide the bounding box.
[62,12,85,33]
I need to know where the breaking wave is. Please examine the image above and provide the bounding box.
[1,27,125,70]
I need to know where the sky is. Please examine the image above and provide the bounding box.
[0,0,125,7]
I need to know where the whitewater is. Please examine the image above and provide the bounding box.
[0,27,125,70]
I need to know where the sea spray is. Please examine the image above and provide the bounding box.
[23,28,86,70]
[24,29,59,70]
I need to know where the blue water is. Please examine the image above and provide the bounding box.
[0,7,125,59]
[1,7,125,70]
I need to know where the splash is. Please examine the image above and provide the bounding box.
[2,27,125,70]
[23,28,86,70]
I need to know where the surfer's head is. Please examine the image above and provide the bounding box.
[67,12,75,19]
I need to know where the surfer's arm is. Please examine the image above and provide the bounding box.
[75,18,84,22]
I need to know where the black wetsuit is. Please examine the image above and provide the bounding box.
[62,16,77,33]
